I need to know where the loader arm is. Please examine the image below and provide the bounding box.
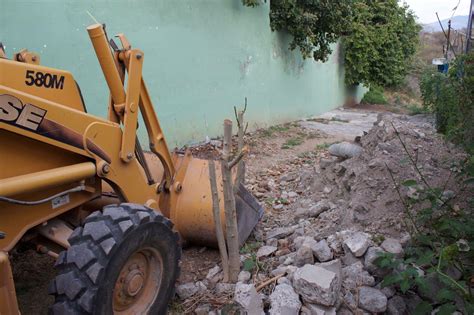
[87,24,175,189]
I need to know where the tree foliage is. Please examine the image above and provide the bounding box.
[344,0,420,86]
[243,0,420,87]
[269,0,352,62]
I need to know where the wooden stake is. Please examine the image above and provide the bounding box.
[221,119,240,282]
[208,160,229,282]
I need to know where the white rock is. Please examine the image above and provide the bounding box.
[257,245,277,258]
[343,231,371,257]
[358,286,388,313]
[238,270,252,283]
[302,303,336,315]
[176,282,198,299]
[234,283,263,314]
[295,244,314,267]
[293,264,339,306]
[364,246,387,276]
[312,239,333,262]
[342,262,375,290]
[206,265,221,281]
[381,238,404,257]
[266,226,297,240]
[269,283,301,315]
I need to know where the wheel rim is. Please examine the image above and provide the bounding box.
[113,247,163,314]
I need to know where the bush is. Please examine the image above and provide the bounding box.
[420,52,474,153]
[361,86,387,104]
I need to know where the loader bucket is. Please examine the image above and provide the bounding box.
[165,156,264,247]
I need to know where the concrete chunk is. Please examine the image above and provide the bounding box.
[312,239,333,262]
[293,264,339,306]
[256,245,277,258]
[358,286,388,313]
[343,231,371,257]
[269,283,301,315]
[234,283,263,314]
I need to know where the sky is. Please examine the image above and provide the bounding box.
[403,0,472,24]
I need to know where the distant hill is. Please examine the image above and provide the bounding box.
[423,15,468,32]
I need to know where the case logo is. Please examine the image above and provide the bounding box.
[0,94,46,131]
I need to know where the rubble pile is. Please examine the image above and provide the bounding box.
[175,114,470,314]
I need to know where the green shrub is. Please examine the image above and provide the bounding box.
[420,52,474,153]
[361,86,387,104]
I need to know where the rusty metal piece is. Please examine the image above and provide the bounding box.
[113,248,162,314]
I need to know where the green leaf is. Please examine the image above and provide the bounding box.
[243,258,255,272]
[382,274,402,287]
[437,303,457,315]
[400,278,411,293]
[413,301,433,315]
[402,179,418,186]
[436,288,455,302]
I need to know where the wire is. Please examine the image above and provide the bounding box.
[0,185,85,206]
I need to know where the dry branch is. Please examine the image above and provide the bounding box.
[221,119,240,282]
[208,159,229,282]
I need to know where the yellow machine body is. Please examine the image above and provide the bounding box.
[0,24,262,314]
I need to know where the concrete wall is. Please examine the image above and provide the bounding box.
[1,0,365,146]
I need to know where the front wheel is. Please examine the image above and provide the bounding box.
[49,203,181,315]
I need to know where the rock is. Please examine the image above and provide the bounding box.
[277,277,290,285]
[256,245,277,258]
[380,285,396,298]
[295,245,314,267]
[266,226,297,240]
[326,234,342,253]
[176,282,198,299]
[312,239,333,262]
[387,296,407,315]
[296,201,330,219]
[238,270,252,283]
[417,273,444,303]
[358,286,388,313]
[343,231,371,257]
[340,249,360,266]
[293,236,315,250]
[343,291,357,310]
[266,238,278,247]
[269,283,301,315]
[293,264,339,306]
[328,142,363,159]
[273,204,284,210]
[319,158,336,170]
[381,238,404,257]
[234,283,263,314]
[215,283,235,294]
[271,266,287,277]
[364,246,387,276]
[302,303,336,315]
[342,262,375,290]
[194,304,211,315]
[206,265,221,283]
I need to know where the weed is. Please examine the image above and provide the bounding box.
[375,123,474,314]
[281,137,304,149]
[315,143,331,150]
[407,104,427,115]
[362,86,387,104]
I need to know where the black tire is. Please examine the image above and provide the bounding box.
[49,203,181,315]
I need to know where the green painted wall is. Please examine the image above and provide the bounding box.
[1,0,364,147]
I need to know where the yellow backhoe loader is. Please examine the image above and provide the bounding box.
[0,24,262,314]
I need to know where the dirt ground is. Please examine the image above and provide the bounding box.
[12,104,469,314]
